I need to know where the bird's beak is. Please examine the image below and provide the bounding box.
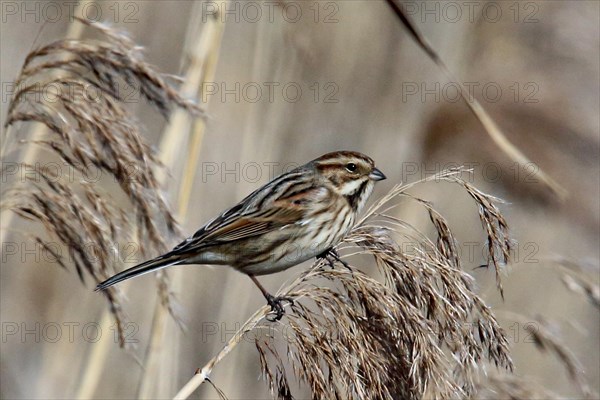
[369,168,386,181]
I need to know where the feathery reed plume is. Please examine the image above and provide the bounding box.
[255,170,512,399]
[3,169,129,344]
[2,18,204,344]
[448,177,512,299]
[176,168,513,399]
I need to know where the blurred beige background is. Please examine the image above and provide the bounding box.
[1,1,598,398]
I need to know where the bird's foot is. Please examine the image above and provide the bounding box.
[317,248,351,270]
[265,294,294,322]
[317,249,336,269]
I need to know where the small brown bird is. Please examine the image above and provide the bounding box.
[96,151,386,319]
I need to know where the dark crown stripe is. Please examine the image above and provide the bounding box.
[315,151,373,165]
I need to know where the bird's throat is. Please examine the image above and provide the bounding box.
[344,180,372,212]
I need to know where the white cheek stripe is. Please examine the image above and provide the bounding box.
[340,179,365,196]
[356,182,374,213]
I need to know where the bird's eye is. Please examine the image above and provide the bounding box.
[346,163,357,172]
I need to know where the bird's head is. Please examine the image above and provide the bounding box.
[312,151,386,210]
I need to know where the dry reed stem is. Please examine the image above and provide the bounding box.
[173,307,270,399]
[383,0,567,200]
[176,3,228,215]
[137,3,228,397]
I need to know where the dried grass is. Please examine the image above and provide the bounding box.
[175,169,594,400]
[254,169,512,399]
[176,169,515,399]
[3,169,129,344]
[2,18,203,345]
[2,15,593,400]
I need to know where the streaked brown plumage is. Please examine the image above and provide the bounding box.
[96,151,386,319]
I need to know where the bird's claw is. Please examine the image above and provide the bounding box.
[265,294,294,322]
[317,249,351,271]
[317,252,336,269]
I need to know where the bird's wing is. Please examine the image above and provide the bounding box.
[171,173,325,253]
[204,206,303,242]
[171,205,304,253]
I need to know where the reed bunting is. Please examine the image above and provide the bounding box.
[96,151,386,320]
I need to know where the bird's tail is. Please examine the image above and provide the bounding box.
[95,253,182,291]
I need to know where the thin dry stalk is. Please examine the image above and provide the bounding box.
[176,2,228,214]
[474,371,560,399]
[547,258,600,309]
[174,307,270,399]
[383,0,567,199]
[561,274,600,309]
